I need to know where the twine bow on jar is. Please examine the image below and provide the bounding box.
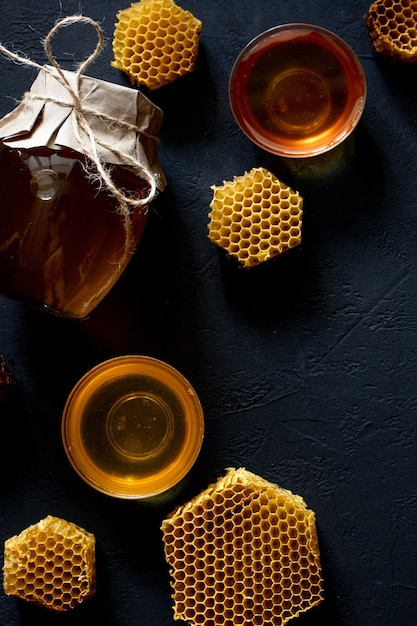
[0,14,166,257]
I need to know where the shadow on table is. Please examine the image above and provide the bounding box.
[216,123,385,328]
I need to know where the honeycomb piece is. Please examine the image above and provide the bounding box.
[111,0,202,89]
[161,467,324,626]
[208,167,303,269]
[365,0,417,62]
[3,516,96,612]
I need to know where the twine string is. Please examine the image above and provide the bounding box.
[0,15,159,255]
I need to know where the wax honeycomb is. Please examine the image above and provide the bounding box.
[112,0,202,89]
[3,516,96,612]
[365,0,417,61]
[208,167,303,268]
[161,467,324,626]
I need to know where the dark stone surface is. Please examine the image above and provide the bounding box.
[1,0,417,624]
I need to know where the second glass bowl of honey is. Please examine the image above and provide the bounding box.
[62,356,204,500]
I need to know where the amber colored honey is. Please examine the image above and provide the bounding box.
[62,356,204,499]
[0,146,149,317]
[229,24,366,157]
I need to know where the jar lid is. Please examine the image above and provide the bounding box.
[62,356,204,499]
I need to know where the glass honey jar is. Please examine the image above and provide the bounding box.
[0,65,166,318]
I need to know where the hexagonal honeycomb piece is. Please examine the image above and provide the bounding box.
[161,467,324,626]
[111,0,202,89]
[208,167,303,268]
[3,516,96,612]
[365,0,417,62]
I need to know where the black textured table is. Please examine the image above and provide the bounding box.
[1,1,417,625]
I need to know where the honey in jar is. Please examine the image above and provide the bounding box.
[0,66,165,318]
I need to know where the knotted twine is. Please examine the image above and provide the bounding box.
[0,15,159,260]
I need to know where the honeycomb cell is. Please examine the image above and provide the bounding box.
[3,516,96,612]
[161,467,324,626]
[112,0,202,89]
[365,0,417,61]
[208,168,303,268]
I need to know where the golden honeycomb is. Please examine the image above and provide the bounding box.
[161,467,324,626]
[111,0,202,89]
[3,515,96,612]
[365,0,417,62]
[208,167,303,269]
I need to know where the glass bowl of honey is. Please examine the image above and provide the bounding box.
[62,356,204,500]
[229,23,366,158]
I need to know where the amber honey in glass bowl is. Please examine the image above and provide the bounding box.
[62,356,204,500]
[229,24,366,158]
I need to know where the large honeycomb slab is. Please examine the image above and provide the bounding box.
[208,167,303,268]
[112,0,202,89]
[161,467,324,626]
[3,516,96,612]
[365,0,417,61]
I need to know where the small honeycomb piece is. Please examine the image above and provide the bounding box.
[111,0,202,89]
[208,167,303,268]
[161,467,324,626]
[365,0,417,62]
[3,516,96,612]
